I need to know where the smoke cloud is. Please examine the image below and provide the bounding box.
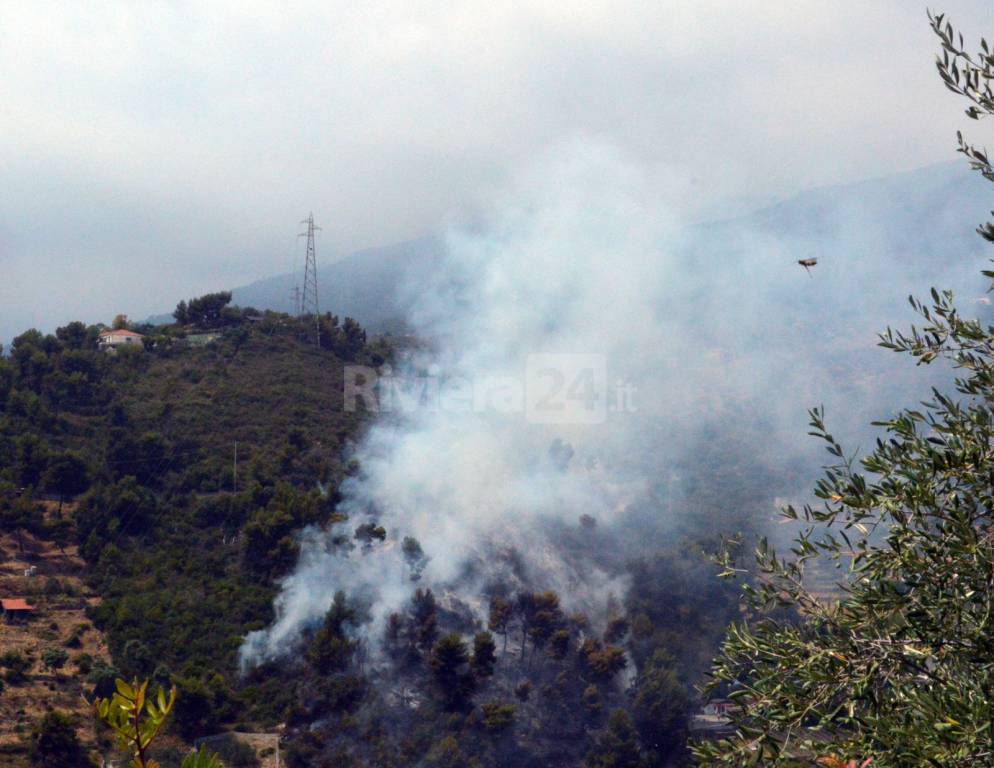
[240,139,987,667]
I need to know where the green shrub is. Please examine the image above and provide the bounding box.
[41,648,68,672]
[1,652,31,684]
[30,711,93,767]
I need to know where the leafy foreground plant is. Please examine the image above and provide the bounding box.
[694,11,994,768]
[93,678,223,768]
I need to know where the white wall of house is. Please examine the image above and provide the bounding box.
[98,332,143,347]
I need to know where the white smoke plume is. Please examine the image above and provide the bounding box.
[240,140,987,667]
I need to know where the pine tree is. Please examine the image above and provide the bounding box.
[585,710,643,768]
[471,632,497,677]
[488,595,513,654]
[30,712,92,768]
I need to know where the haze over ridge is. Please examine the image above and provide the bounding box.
[4,0,993,347]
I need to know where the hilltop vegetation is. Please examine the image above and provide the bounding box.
[0,302,390,763]
[8,7,994,768]
[0,290,781,766]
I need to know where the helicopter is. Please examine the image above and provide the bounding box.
[797,257,818,276]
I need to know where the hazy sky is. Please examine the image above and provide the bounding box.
[2,0,993,344]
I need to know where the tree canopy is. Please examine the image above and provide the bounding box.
[174,292,233,328]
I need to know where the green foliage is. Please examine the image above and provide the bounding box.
[582,684,603,717]
[94,679,176,766]
[288,572,707,766]
[241,484,319,577]
[354,521,386,546]
[0,306,381,741]
[1,650,32,685]
[206,735,260,768]
[45,514,75,553]
[86,659,121,698]
[429,634,476,710]
[2,291,727,766]
[625,542,741,680]
[318,314,368,359]
[522,591,564,655]
[487,595,512,652]
[170,675,231,740]
[175,292,233,329]
[173,301,188,325]
[180,747,227,768]
[93,678,223,768]
[56,321,96,351]
[932,10,994,246]
[424,735,475,768]
[43,450,90,504]
[479,702,516,732]
[585,709,643,768]
[0,489,43,551]
[41,648,69,672]
[307,591,359,674]
[121,639,154,680]
[30,711,94,768]
[696,14,994,766]
[77,477,158,554]
[579,639,627,681]
[63,624,88,649]
[471,632,497,677]
[629,651,686,767]
[411,588,439,654]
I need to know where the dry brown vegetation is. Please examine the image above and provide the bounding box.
[0,501,111,764]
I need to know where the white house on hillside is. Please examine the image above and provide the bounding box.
[98,328,144,349]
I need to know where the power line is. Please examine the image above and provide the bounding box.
[299,213,321,347]
[291,285,301,317]
[288,220,303,317]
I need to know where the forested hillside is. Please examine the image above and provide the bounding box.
[10,162,987,767]
[0,293,783,767]
[12,161,981,763]
[9,1,994,766]
[0,303,390,765]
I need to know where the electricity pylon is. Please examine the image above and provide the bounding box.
[291,285,301,317]
[299,213,321,346]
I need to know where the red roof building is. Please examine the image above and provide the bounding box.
[98,328,145,349]
[2,598,36,622]
[98,329,143,338]
[2,598,36,611]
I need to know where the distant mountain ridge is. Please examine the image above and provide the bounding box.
[148,161,993,334]
[231,236,442,334]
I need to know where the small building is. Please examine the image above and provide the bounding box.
[689,699,736,741]
[185,332,221,347]
[98,328,144,349]
[702,699,734,717]
[2,598,36,622]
